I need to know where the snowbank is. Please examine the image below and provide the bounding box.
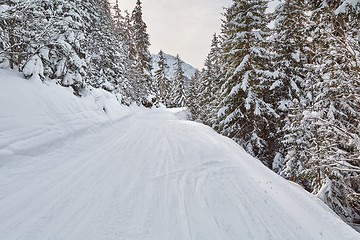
[0,69,132,164]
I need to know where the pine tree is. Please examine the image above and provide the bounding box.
[112,0,122,27]
[85,0,127,94]
[216,0,278,167]
[113,9,138,104]
[154,50,171,106]
[207,34,223,128]
[197,58,213,123]
[270,0,313,174]
[187,69,201,120]
[131,0,152,73]
[197,34,222,126]
[130,0,156,102]
[170,54,186,107]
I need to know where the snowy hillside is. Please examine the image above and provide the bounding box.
[0,70,359,240]
[152,52,197,88]
[0,70,133,162]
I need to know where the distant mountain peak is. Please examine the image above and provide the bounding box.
[151,52,197,89]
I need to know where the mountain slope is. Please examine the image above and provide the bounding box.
[0,70,359,240]
[151,52,197,89]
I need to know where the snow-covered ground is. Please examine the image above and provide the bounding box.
[0,70,359,240]
[0,70,133,164]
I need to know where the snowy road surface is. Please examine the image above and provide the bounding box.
[0,108,359,240]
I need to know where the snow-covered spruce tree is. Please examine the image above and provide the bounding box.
[130,0,152,73]
[196,33,222,126]
[293,0,360,227]
[110,1,135,104]
[154,50,171,106]
[112,0,123,28]
[130,0,156,105]
[270,0,313,175]
[207,34,223,129]
[215,0,278,167]
[83,0,130,100]
[112,9,139,104]
[187,69,201,120]
[47,0,89,91]
[197,58,213,123]
[169,54,186,107]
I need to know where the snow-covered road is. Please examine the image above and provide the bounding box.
[0,108,358,240]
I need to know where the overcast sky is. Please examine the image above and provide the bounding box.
[113,0,280,68]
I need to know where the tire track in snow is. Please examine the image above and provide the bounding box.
[0,109,358,240]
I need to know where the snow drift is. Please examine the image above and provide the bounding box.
[0,70,132,165]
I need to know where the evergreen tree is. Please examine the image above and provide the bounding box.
[131,0,156,102]
[187,69,201,120]
[170,54,186,107]
[197,34,222,126]
[216,0,278,167]
[112,0,122,27]
[85,0,127,95]
[207,34,223,128]
[197,58,213,123]
[131,0,152,73]
[113,9,138,104]
[154,50,171,106]
[270,0,312,174]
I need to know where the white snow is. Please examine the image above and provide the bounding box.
[0,4,9,13]
[230,83,241,96]
[291,51,301,62]
[270,79,282,90]
[0,69,132,161]
[335,0,360,14]
[303,110,322,120]
[0,69,359,240]
[22,55,44,79]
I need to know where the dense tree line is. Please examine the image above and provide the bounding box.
[0,0,160,105]
[188,0,360,230]
[0,0,193,107]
